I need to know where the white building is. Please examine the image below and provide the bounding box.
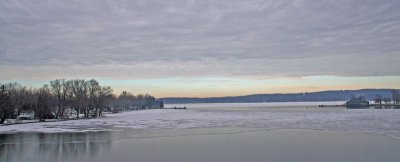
[17,110,35,120]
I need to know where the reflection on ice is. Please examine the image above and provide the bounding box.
[0,132,112,162]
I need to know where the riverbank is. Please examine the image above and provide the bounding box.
[1,113,100,126]
[0,107,176,127]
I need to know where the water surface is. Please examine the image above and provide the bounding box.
[1,128,400,162]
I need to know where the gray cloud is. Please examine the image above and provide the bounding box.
[1,0,399,79]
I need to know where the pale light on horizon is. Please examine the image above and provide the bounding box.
[3,76,399,98]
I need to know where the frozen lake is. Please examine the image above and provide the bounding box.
[1,102,400,161]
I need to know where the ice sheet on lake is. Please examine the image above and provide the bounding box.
[1,103,400,139]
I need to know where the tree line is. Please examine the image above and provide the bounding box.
[374,90,400,106]
[0,79,163,123]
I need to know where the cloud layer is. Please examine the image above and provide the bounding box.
[1,0,400,80]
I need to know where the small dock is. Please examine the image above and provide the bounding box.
[370,103,400,107]
[164,107,187,110]
[319,103,400,108]
[318,104,345,107]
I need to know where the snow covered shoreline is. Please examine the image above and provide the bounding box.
[1,105,400,140]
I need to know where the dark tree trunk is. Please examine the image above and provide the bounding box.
[98,107,103,117]
[76,108,80,119]
[94,107,99,118]
[0,116,6,124]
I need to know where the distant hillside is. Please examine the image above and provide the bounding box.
[160,89,396,104]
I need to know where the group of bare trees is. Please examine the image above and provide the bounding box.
[48,79,114,119]
[112,91,162,112]
[374,95,392,105]
[373,90,400,108]
[0,84,13,124]
[0,79,163,124]
[0,83,39,123]
[374,89,400,104]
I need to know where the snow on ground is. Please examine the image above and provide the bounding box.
[1,103,400,139]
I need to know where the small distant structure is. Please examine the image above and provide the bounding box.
[62,107,77,119]
[346,97,369,108]
[170,106,186,110]
[17,110,35,120]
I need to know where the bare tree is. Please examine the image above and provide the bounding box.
[71,80,89,118]
[95,86,113,117]
[50,79,73,119]
[50,79,62,118]
[136,94,144,109]
[5,83,23,116]
[87,79,101,117]
[118,91,134,111]
[18,87,37,115]
[374,95,382,108]
[36,85,53,121]
[144,94,156,108]
[392,90,400,104]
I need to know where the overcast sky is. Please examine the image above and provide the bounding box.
[1,0,399,97]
